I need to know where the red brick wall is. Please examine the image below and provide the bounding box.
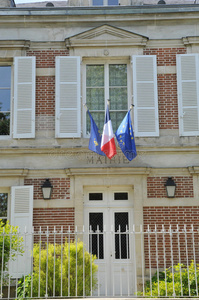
[33,207,75,243]
[147,176,194,198]
[158,74,178,129]
[27,50,69,131]
[27,49,69,68]
[24,178,70,200]
[143,48,186,66]
[24,177,73,242]
[143,207,199,268]
[36,76,55,116]
[144,48,186,130]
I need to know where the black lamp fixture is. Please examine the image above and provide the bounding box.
[41,179,53,200]
[165,177,176,198]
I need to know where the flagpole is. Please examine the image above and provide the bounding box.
[130,104,134,111]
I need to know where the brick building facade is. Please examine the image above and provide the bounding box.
[0,0,199,296]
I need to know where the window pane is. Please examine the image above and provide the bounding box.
[110,111,126,132]
[115,212,129,259]
[109,65,127,86]
[0,193,8,218]
[108,0,119,4]
[93,0,104,6]
[0,113,10,136]
[114,192,128,200]
[0,66,11,136]
[89,212,104,259]
[109,64,128,131]
[0,66,11,88]
[109,88,128,110]
[89,193,103,201]
[0,90,11,111]
[86,65,104,87]
[93,0,103,5]
[86,88,104,110]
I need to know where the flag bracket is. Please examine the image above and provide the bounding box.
[83,103,88,112]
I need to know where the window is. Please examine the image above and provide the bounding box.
[89,193,103,201]
[0,57,36,139]
[56,55,158,138]
[0,193,8,224]
[114,192,128,200]
[0,66,11,136]
[93,0,118,5]
[86,63,129,134]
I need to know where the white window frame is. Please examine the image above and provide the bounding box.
[82,58,132,138]
[0,64,13,140]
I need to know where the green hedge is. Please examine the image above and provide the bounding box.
[0,220,23,278]
[140,261,199,297]
[17,240,98,298]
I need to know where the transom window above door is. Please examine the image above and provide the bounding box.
[93,0,119,5]
[85,63,129,135]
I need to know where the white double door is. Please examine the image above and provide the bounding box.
[84,188,135,296]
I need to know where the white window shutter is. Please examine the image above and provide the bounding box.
[133,55,159,137]
[10,186,33,278]
[177,54,199,136]
[13,57,36,138]
[55,56,81,138]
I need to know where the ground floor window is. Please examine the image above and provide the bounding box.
[0,193,8,224]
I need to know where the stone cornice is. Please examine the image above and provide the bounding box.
[0,169,29,177]
[188,167,199,174]
[1,6,199,26]
[65,167,151,176]
[0,40,30,49]
[30,41,65,49]
[182,36,199,46]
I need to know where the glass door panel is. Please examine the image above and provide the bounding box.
[89,212,104,259]
[114,212,129,259]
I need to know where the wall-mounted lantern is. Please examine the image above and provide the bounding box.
[41,179,53,200]
[165,177,176,198]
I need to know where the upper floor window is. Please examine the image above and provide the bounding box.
[93,0,119,5]
[0,57,36,140]
[0,193,8,225]
[0,66,11,136]
[85,63,129,134]
[55,55,159,138]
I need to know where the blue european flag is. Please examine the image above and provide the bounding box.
[115,110,137,161]
[87,110,106,156]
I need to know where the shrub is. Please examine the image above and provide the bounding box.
[141,260,199,297]
[17,240,98,298]
[0,219,24,277]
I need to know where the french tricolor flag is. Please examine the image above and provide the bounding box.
[101,104,117,159]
